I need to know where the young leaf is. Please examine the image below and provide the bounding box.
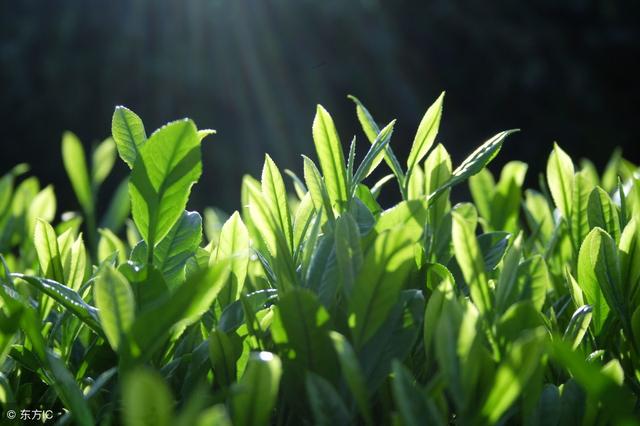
[94,265,135,351]
[469,168,495,224]
[123,369,174,426]
[27,185,57,236]
[209,327,237,388]
[305,373,351,426]
[406,92,444,182]
[329,331,373,425]
[231,352,282,426]
[128,262,230,361]
[98,228,128,263]
[129,119,202,252]
[577,228,611,334]
[14,273,103,336]
[312,105,348,211]
[62,131,93,214]
[452,207,493,315]
[546,143,574,218]
[302,155,335,222]
[424,144,452,231]
[348,226,417,348]
[490,161,527,233]
[261,155,293,251]
[563,305,592,349]
[587,187,621,243]
[47,352,96,426]
[34,218,65,283]
[570,170,596,249]
[92,137,117,186]
[347,95,405,185]
[392,360,441,426]
[112,106,147,169]
[481,328,547,423]
[270,288,337,379]
[351,119,396,186]
[215,212,250,307]
[152,210,202,287]
[619,219,640,303]
[429,130,518,200]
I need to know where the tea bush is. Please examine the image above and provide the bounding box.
[1,94,639,425]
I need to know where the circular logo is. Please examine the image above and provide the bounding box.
[6,410,16,419]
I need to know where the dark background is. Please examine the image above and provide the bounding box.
[1,0,639,214]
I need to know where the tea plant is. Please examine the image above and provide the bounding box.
[1,94,639,425]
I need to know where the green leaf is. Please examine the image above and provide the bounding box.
[94,265,135,351]
[128,262,230,361]
[351,119,396,186]
[47,352,95,426]
[546,143,574,218]
[495,233,523,314]
[334,213,363,300]
[587,187,621,243]
[577,228,611,334]
[123,369,174,426]
[469,168,495,224]
[261,155,293,251]
[582,228,625,324]
[373,199,428,237]
[129,119,202,251]
[14,273,103,336]
[312,105,348,211]
[218,289,277,333]
[112,106,147,169]
[429,130,518,201]
[563,305,592,350]
[452,207,493,315]
[304,230,339,306]
[477,231,511,271]
[424,144,452,232]
[489,161,527,233]
[361,290,424,392]
[62,233,88,291]
[271,288,337,378]
[62,131,93,214]
[406,92,444,182]
[619,218,640,304]
[392,360,442,426]
[303,155,335,223]
[244,176,297,289]
[209,327,237,388]
[514,255,549,311]
[551,340,636,422]
[92,137,117,186]
[481,328,547,423]
[98,228,128,264]
[34,219,65,283]
[349,226,416,348]
[347,95,405,185]
[329,331,373,425]
[27,185,56,237]
[570,170,596,250]
[231,352,282,426]
[153,210,202,287]
[305,373,351,426]
[215,211,250,307]
[197,129,216,141]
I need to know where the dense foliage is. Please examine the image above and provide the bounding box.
[1,94,639,425]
